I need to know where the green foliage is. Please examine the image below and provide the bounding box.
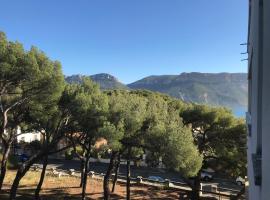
[65,77,110,169]
[96,145,111,159]
[145,152,160,168]
[103,90,202,177]
[131,91,202,177]
[215,119,247,177]
[26,140,42,151]
[64,78,108,137]
[65,148,74,160]
[90,146,111,159]
[7,155,19,169]
[104,90,148,150]
[180,104,247,177]
[121,147,144,160]
[99,121,123,151]
[144,98,202,177]
[0,31,246,183]
[91,148,100,159]
[0,31,65,144]
[162,125,202,177]
[74,146,84,156]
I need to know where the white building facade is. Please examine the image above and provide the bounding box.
[247,0,270,200]
[15,127,42,143]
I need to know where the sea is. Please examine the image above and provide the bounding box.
[233,106,247,118]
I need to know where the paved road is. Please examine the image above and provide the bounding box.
[42,159,242,192]
[44,159,185,182]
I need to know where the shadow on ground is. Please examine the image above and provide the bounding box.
[0,185,187,200]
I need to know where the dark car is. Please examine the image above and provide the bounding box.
[17,153,29,162]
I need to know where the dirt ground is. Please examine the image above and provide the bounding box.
[0,170,182,200]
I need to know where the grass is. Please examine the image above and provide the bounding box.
[0,170,182,200]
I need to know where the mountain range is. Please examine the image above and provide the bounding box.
[66,72,248,115]
[65,73,128,90]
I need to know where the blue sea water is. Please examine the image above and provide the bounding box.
[233,106,247,118]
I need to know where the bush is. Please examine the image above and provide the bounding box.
[98,145,111,159]
[145,152,160,168]
[65,149,74,160]
[91,148,100,159]
[27,140,42,151]
[0,153,19,169]
[7,154,19,169]
[90,145,111,159]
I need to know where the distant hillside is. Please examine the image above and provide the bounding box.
[127,72,248,108]
[66,72,248,115]
[65,73,128,90]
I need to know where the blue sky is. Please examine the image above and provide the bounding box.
[0,0,248,84]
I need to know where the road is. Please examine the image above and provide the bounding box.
[43,159,186,182]
[41,159,242,192]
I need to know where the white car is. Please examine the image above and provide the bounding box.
[236,176,245,186]
[201,171,213,181]
[147,176,165,182]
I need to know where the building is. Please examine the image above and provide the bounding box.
[2,126,41,144]
[247,0,270,199]
[15,127,42,143]
[16,131,41,143]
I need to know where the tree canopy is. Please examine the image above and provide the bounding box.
[0,31,247,200]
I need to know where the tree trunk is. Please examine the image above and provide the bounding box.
[191,171,201,200]
[0,110,8,138]
[231,185,245,200]
[9,167,28,200]
[80,159,85,188]
[111,153,121,193]
[126,147,131,200]
[34,155,48,200]
[0,142,11,190]
[0,110,14,191]
[82,149,91,200]
[9,152,44,200]
[103,151,118,200]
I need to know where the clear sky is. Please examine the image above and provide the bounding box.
[0,0,248,84]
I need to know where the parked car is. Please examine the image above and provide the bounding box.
[147,176,165,182]
[236,176,245,186]
[201,171,213,181]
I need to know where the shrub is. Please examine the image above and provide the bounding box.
[91,148,100,159]
[0,153,19,169]
[7,154,19,169]
[65,148,74,160]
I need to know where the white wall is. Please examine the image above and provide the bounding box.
[17,132,41,143]
[248,0,270,200]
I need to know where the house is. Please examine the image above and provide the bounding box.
[15,127,42,143]
[247,0,270,199]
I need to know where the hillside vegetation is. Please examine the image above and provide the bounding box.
[66,73,128,90]
[66,72,248,110]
